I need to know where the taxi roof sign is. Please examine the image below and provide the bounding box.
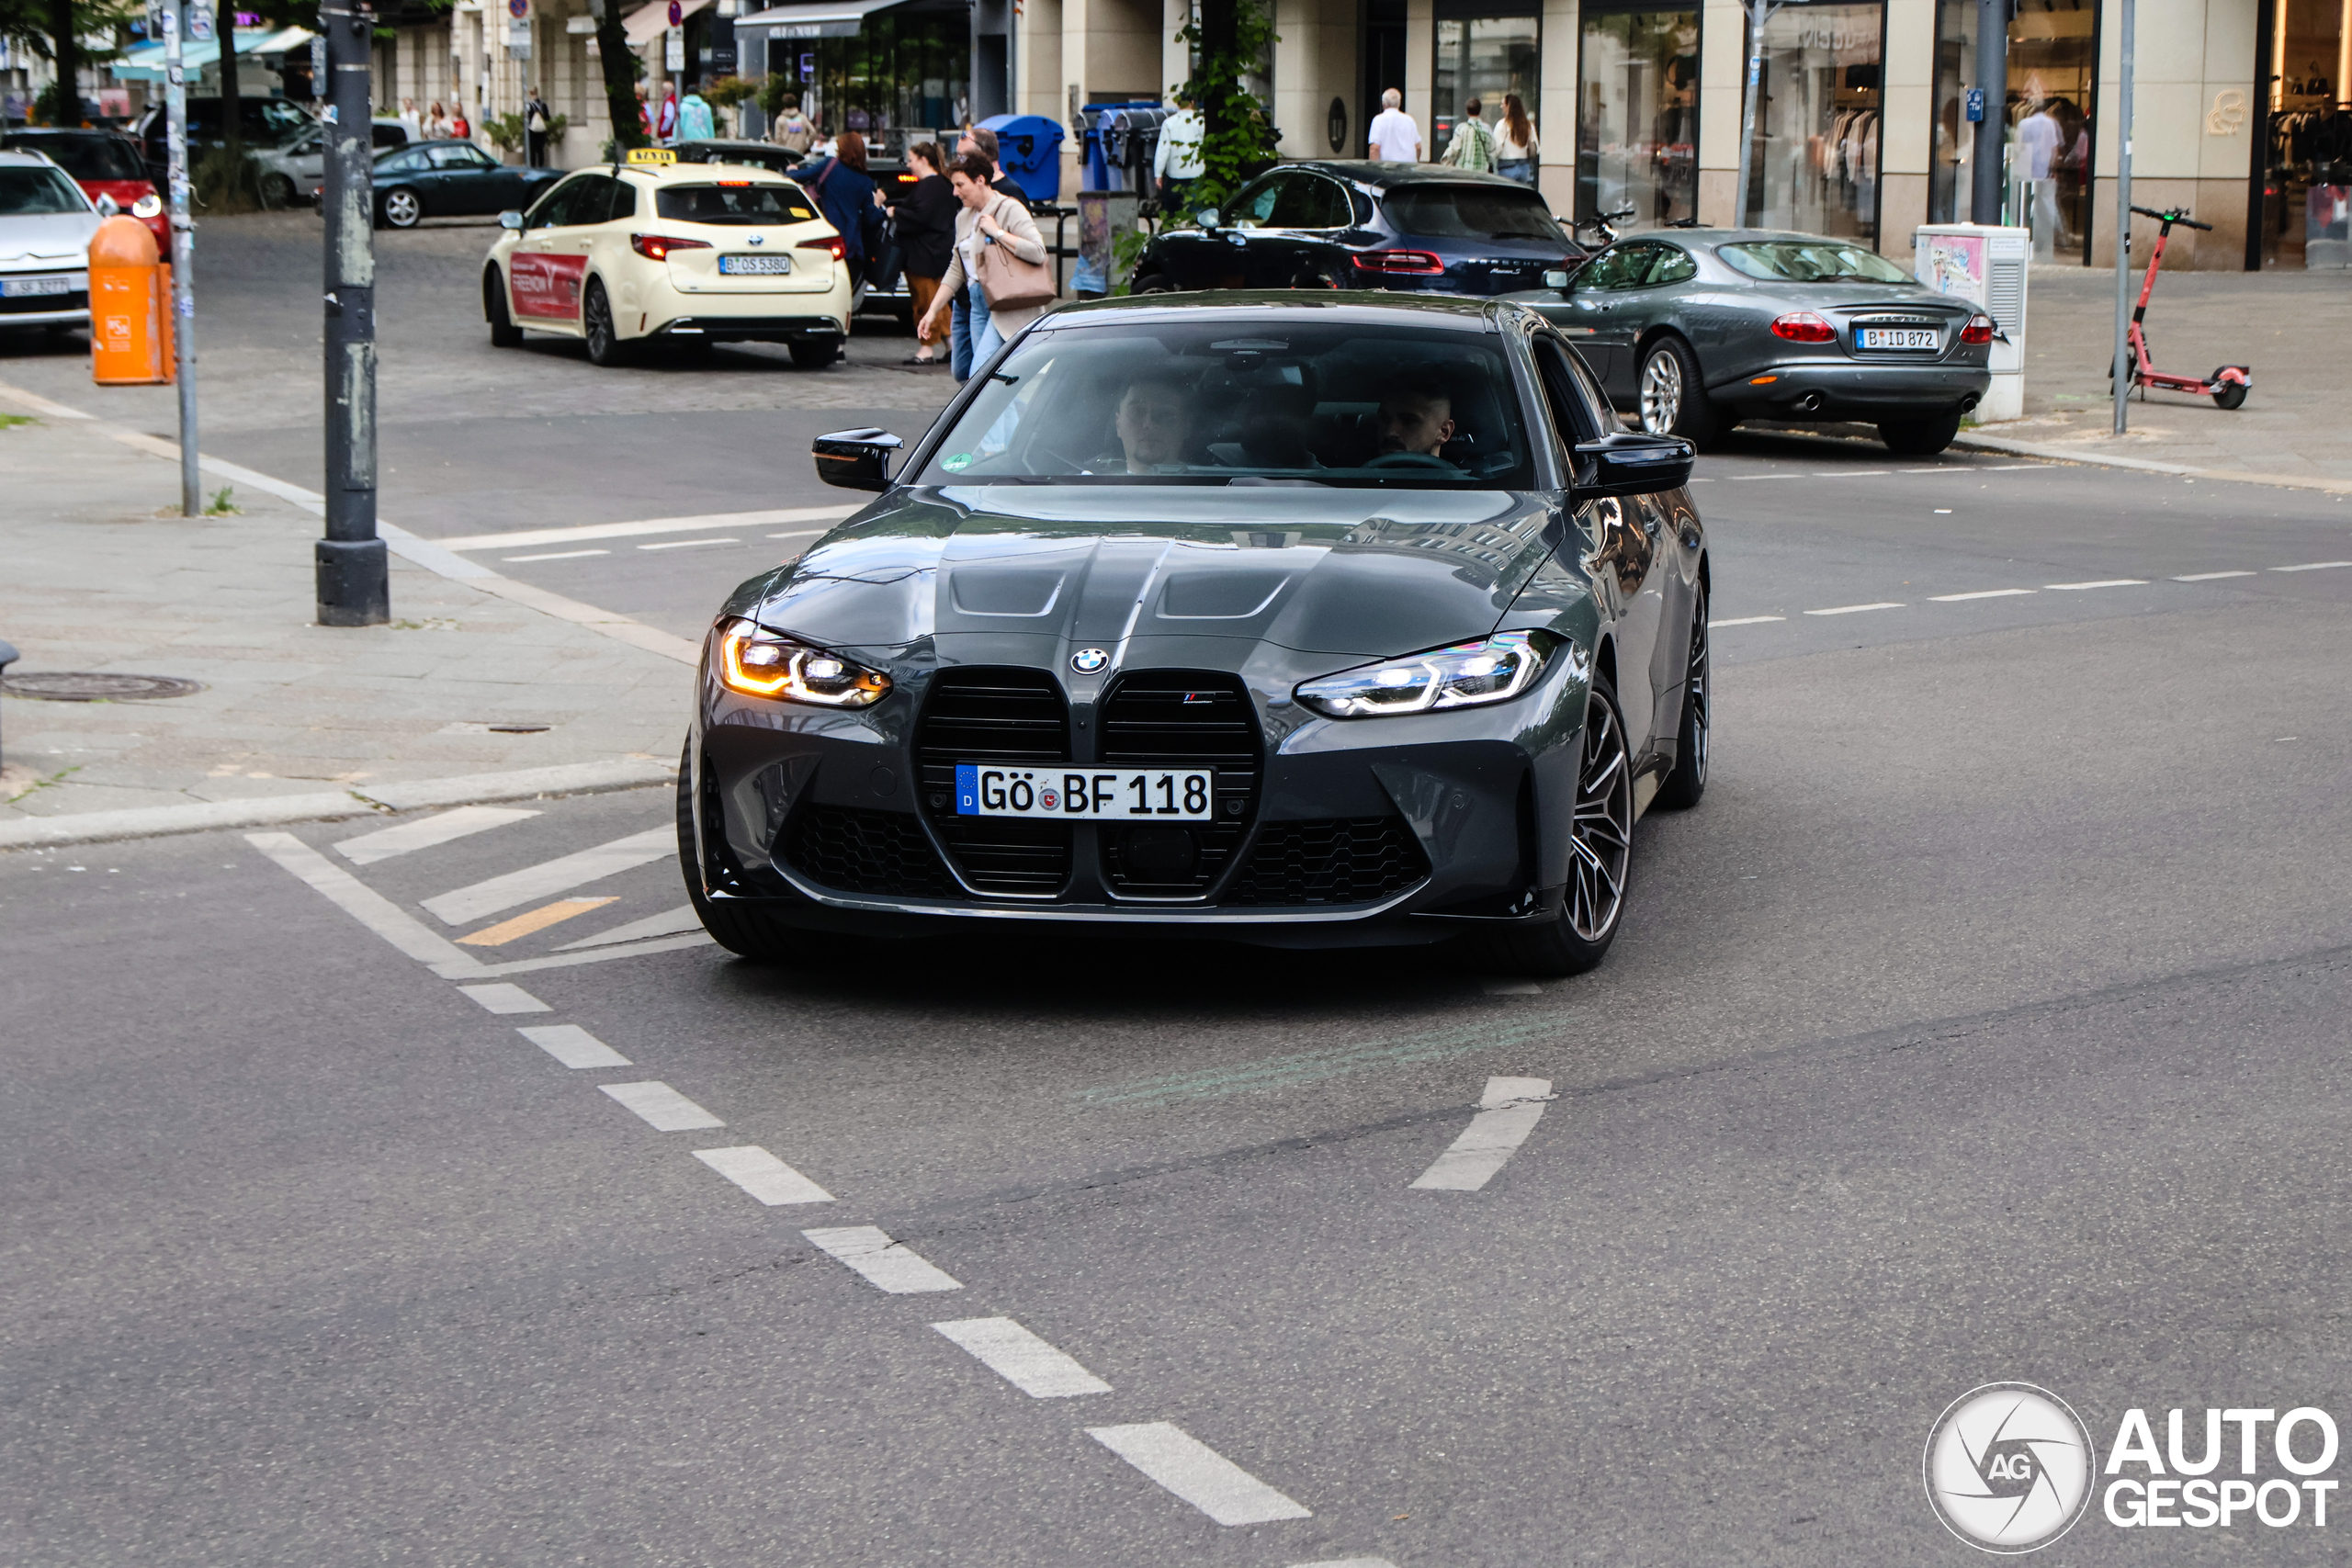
[625,147,676,165]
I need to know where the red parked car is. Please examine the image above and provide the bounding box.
[4,129,167,249]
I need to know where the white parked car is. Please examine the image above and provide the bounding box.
[0,151,102,335]
[253,118,414,208]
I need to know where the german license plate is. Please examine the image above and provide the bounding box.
[1,276,74,297]
[718,254,792,275]
[1859,327,1939,350]
[956,764,1215,820]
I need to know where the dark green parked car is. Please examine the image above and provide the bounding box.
[370,140,561,230]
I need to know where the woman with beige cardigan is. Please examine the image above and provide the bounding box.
[918,152,1050,376]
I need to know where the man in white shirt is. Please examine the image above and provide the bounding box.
[1367,88,1420,163]
[1154,94,1205,210]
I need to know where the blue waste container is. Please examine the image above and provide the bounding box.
[1077,101,1161,192]
[978,113,1068,204]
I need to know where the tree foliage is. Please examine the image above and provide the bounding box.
[1170,0,1278,218]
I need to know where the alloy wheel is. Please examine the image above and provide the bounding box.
[1567,692,1633,942]
[585,287,614,359]
[1640,347,1683,435]
[381,189,421,228]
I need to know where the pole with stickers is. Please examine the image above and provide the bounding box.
[162,0,201,515]
[317,0,389,625]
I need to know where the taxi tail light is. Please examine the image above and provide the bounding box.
[1959,313,1995,344]
[1770,311,1837,343]
[797,234,847,261]
[632,232,713,261]
[1353,249,1446,276]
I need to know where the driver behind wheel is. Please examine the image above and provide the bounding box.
[1091,372,1196,473]
[1375,377,1457,457]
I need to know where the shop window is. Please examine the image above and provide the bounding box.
[799,13,969,155]
[1434,9,1542,161]
[1577,3,1700,230]
[2265,0,2350,267]
[1930,0,2095,260]
[1740,1,1882,244]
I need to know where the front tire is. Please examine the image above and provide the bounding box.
[1653,582,1710,811]
[582,278,631,367]
[788,340,835,369]
[1878,409,1963,456]
[377,187,423,229]
[483,266,523,348]
[1130,271,1174,294]
[261,172,296,209]
[2211,369,2247,410]
[1485,677,1634,976]
[1637,334,1725,450]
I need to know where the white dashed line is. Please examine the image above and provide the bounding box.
[434,504,855,552]
[764,528,827,540]
[334,806,540,865]
[1977,463,2052,469]
[245,831,493,979]
[2174,570,2255,581]
[421,828,674,925]
[637,536,740,550]
[1087,1422,1313,1526]
[600,1080,726,1131]
[1410,1076,1556,1191]
[933,1317,1113,1397]
[1710,615,1784,627]
[693,1145,834,1204]
[1288,1560,1400,1568]
[1811,469,1890,477]
[457,982,550,1014]
[555,904,705,950]
[1804,602,1905,615]
[2273,561,2352,572]
[516,1023,632,1068]
[504,548,611,562]
[2044,579,2147,591]
[802,1226,963,1292]
[1929,588,2037,601]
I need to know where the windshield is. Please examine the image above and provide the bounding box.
[1382,185,1567,245]
[1718,240,1912,283]
[19,135,145,182]
[0,165,89,215]
[913,320,1534,489]
[655,182,819,225]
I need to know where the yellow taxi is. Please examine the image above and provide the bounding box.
[482,148,852,368]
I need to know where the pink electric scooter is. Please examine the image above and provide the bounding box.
[2120,206,2251,409]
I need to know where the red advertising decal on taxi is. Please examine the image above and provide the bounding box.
[509,252,588,319]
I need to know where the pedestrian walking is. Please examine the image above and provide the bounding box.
[656,85,681,145]
[896,141,958,366]
[920,152,1051,377]
[525,88,551,167]
[1154,93,1204,211]
[1495,94,1538,185]
[944,125,1029,377]
[1367,87,1420,162]
[1441,96,1496,173]
[450,104,470,141]
[424,101,451,139]
[767,94,816,153]
[678,89,714,142]
[799,130,885,333]
[398,97,423,142]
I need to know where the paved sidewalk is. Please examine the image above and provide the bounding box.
[0,405,692,836]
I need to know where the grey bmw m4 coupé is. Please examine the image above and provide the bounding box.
[679,294,1710,976]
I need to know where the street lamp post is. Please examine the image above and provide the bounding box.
[1971,0,2010,223]
[317,0,389,626]
[164,0,200,516]
[2111,0,2134,435]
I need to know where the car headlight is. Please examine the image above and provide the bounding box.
[713,618,890,706]
[131,193,163,219]
[1295,630,1554,718]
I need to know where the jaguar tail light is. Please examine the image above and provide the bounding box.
[1769,311,1837,344]
[1960,313,1995,344]
[1352,249,1447,276]
[631,232,713,260]
[797,234,847,262]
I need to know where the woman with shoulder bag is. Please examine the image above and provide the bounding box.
[894,142,959,365]
[919,152,1053,375]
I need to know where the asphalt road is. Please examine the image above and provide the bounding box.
[7,214,2352,1565]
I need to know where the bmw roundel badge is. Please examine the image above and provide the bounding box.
[747,233,765,245]
[1070,648,1109,674]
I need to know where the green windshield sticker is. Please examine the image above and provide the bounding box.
[942,452,973,472]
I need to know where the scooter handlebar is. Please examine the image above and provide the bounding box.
[2130,205,2213,231]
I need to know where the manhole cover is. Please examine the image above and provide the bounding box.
[1,671,209,702]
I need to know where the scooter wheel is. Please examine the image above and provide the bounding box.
[2211,369,2247,411]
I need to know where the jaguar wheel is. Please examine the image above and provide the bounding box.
[1637,334,1724,450]
[1483,677,1634,976]
[582,278,631,367]
[378,186,422,229]
[483,266,523,348]
[1877,410,1963,456]
[1654,582,1710,810]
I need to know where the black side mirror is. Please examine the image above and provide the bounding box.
[1573,430,1694,498]
[813,427,902,491]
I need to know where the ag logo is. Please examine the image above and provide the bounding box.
[1925,1382,2096,1552]
[1070,648,1109,674]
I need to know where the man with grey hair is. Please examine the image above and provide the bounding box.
[1367,86,1421,162]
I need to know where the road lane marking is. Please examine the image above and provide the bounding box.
[1929,588,2037,601]
[245,831,494,979]
[1287,1561,1400,1567]
[422,828,673,926]
[516,1023,633,1068]
[1710,615,1784,627]
[1087,1423,1312,1525]
[1810,469,1890,477]
[456,897,618,947]
[933,1317,1113,1397]
[638,536,740,551]
[600,1081,726,1131]
[556,904,703,950]
[2044,579,2147,590]
[1804,602,1905,615]
[694,1145,833,1204]
[1978,463,2052,469]
[1480,978,1542,995]
[504,548,610,562]
[1410,1076,1555,1191]
[2174,570,2254,581]
[2273,560,2352,572]
[802,1226,962,1292]
[458,931,717,976]
[335,806,540,865]
[765,528,826,540]
[458,983,550,1014]
[432,504,858,552]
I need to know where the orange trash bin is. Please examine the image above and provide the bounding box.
[89,215,174,385]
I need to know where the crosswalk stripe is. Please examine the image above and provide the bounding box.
[422,827,673,926]
[556,904,703,950]
[334,806,540,865]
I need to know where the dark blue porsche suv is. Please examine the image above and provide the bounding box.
[1131,162,1588,298]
